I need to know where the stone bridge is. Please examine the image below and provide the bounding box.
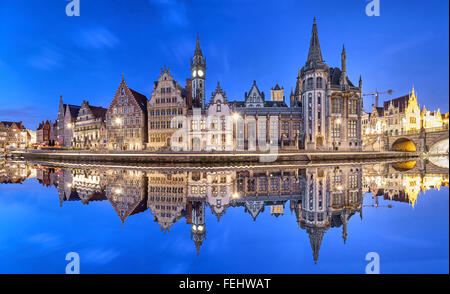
[363,127,449,154]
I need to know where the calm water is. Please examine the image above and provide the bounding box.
[0,159,448,274]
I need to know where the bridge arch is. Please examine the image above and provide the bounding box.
[392,138,417,152]
[392,160,417,171]
[428,137,449,155]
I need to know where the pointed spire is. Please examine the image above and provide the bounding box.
[194,32,203,57]
[306,17,323,67]
[121,73,125,81]
[308,227,325,264]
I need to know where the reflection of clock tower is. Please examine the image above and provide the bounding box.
[191,33,206,109]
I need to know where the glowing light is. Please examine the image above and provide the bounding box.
[232,113,240,121]
[336,118,341,124]
[67,123,72,129]
[197,225,204,231]
[232,192,240,199]
[115,188,122,194]
[115,118,122,124]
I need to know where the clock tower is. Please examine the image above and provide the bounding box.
[191,33,206,109]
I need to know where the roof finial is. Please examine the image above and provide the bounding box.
[313,16,316,24]
[121,73,124,81]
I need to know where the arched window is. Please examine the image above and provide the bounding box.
[307,78,314,90]
[316,77,323,89]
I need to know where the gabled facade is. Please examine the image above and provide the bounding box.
[57,95,80,147]
[36,120,53,146]
[63,104,81,147]
[73,100,107,150]
[147,67,187,150]
[244,81,265,108]
[0,121,28,149]
[106,75,148,150]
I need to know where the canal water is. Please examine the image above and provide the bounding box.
[0,159,448,274]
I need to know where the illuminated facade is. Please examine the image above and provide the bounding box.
[363,87,447,137]
[73,101,107,150]
[0,121,28,149]
[298,19,363,151]
[147,68,187,150]
[106,76,148,150]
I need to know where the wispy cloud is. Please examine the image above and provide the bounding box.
[149,0,189,27]
[82,249,120,265]
[77,27,120,50]
[28,233,62,251]
[0,106,38,118]
[28,47,63,71]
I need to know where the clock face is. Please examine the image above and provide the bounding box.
[198,70,204,77]
[192,70,197,77]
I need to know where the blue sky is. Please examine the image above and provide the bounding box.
[0,0,448,129]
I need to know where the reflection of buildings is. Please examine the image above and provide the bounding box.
[363,161,449,208]
[147,171,187,232]
[9,160,446,264]
[299,166,362,263]
[105,169,148,224]
[0,162,33,183]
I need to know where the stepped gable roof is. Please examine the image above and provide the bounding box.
[383,94,409,112]
[374,107,384,116]
[1,121,25,129]
[88,105,107,120]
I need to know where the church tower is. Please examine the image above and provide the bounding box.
[300,18,329,151]
[190,201,206,257]
[191,33,206,109]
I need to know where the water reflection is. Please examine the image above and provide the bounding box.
[1,159,448,264]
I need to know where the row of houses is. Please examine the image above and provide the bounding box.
[0,121,35,149]
[361,87,449,137]
[52,20,364,152]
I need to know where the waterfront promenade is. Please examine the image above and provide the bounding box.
[6,149,421,163]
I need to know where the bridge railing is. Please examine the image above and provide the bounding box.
[363,125,449,139]
[423,125,449,133]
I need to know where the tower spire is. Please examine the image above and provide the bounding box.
[306,17,323,67]
[308,227,325,264]
[194,32,203,57]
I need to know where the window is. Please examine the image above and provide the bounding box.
[316,77,323,89]
[349,99,357,114]
[332,122,340,138]
[332,98,341,114]
[307,78,314,90]
[217,103,221,112]
[348,120,357,138]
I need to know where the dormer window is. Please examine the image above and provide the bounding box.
[217,103,221,112]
